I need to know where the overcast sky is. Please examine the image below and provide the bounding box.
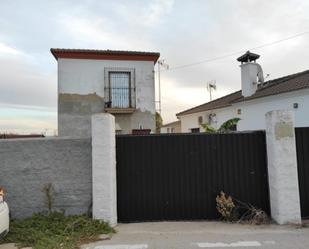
[1,0,309,134]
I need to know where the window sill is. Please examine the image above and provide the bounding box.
[105,108,136,114]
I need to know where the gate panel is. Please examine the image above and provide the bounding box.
[295,127,309,219]
[116,132,269,222]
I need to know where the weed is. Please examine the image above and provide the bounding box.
[216,191,236,222]
[216,191,269,225]
[236,201,270,225]
[0,212,115,249]
[42,183,54,213]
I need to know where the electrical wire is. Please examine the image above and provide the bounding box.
[166,30,309,71]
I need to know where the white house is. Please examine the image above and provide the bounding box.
[177,51,309,132]
[51,48,160,137]
[160,120,181,133]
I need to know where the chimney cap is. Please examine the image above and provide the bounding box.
[237,51,260,63]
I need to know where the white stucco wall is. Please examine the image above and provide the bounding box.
[160,121,181,133]
[57,58,156,136]
[236,89,309,130]
[179,107,237,133]
[92,114,117,226]
[179,89,309,132]
[160,127,168,133]
[179,111,205,133]
[58,58,155,113]
[240,62,260,97]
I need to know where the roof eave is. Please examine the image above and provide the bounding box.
[50,48,160,63]
[176,104,232,117]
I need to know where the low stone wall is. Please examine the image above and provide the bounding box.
[0,137,92,219]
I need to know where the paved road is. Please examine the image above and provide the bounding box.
[82,221,309,249]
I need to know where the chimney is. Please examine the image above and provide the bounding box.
[237,51,264,97]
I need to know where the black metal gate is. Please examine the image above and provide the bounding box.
[116,131,270,222]
[295,127,309,219]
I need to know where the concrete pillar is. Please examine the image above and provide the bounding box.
[265,110,301,224]
[91,113,117,226]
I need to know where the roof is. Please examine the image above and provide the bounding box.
[177,69,309,117]
[50,48,160,63]
[0,134,45,139]
[177,91,242,117]
[162,120,181,128]
[237,51,260,63]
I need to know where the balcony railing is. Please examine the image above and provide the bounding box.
[105,86,136,109]
[104,71,136,113]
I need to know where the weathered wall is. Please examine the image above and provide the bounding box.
[58,58,156,136]
[265,110,301,224]
[0,137,92,219]
[58,93,104,137]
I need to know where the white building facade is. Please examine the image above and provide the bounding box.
[51,49,160,137]
[179,89,309,132]
[160,120,181,133]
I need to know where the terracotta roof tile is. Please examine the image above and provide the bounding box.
[50,48,160,62]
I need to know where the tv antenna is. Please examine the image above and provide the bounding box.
[206,80,216,101]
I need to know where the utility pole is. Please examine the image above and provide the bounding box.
[158,62,161,114]
[157,59,169,114]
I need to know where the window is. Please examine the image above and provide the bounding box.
[110,72,130,108]
[198,116,203,125]
[104,68,136,109]
[191,128,200,133]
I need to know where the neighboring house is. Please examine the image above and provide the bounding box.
[177,51,309,132]
[51,48,160,137]
[160,120,181,133]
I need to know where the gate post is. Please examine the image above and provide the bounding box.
[265,110,301,224]
[91,113,117,226]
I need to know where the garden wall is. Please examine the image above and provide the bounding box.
[0,137,92,219]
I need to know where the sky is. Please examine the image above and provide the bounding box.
[1,0,309,135]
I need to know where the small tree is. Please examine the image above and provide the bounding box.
[156,112,163,133]
[201,118,241,133]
